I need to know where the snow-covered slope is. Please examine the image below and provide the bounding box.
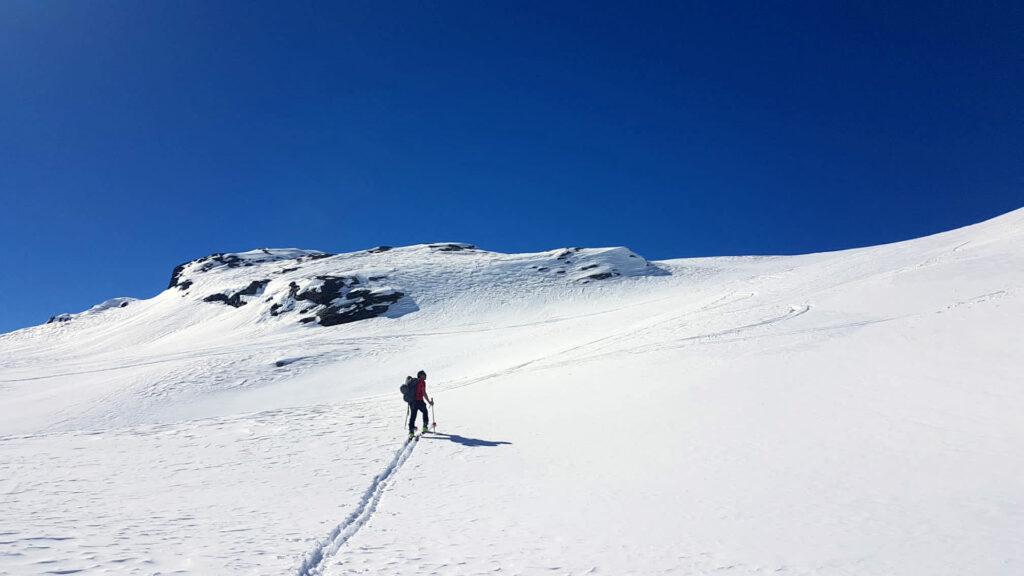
[1,209,1022,575]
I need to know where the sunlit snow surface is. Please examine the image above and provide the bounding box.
[1,211,1022,575]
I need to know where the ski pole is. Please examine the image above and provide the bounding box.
[430,400,437,430]
[405,404,410,429]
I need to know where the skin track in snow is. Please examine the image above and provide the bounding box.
[296,436,419,576]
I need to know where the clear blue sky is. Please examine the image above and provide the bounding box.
[1,2,1022,333]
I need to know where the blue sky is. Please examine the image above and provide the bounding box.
[1,1,1021,333]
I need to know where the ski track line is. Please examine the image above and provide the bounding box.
[436,299,797,395]
[295,435,419,576]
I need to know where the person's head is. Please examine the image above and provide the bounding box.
[417,370,426,379]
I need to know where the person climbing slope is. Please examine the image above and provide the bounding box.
[408,370,433,437]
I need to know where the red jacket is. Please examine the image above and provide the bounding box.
[415,377,427,402]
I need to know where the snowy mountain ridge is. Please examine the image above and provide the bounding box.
[1,209,1022,576]
[39,243,661,331]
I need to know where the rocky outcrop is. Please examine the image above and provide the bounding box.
[168,249,333,289]
[317,288,404,326]
[159,244,661,331]
[202,280,271,308]
[582,271,619,281]
[292,276,360,307]
[277,275,404,326]
[168,262,190,289]
[429,243,476,252]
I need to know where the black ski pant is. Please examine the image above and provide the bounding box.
[408,399,429,433]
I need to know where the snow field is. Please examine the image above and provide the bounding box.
[0,402,405,575]
[1,208,1022,575]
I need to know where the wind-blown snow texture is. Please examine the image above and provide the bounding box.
[1,210,1022,575]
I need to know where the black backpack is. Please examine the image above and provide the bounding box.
[400,376,416,403]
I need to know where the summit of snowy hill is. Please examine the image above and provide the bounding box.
[166,248,335,289]
[1,208,1023,576]
[37,242,664,333]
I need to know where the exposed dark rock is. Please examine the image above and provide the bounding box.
[292,276,361,307]
[168,253,240,287]
[344,288,370,299]
[119,301,130,308]
[367,246,392,253]
[237,279,270,297]
[556,248,581,261]
[198,253,241,273]
[300,252,333,262]
[168,263,189,289]
[319,275,359,283]
[429,243,476,252]
[286,275,403,327]
[583,271,619,281]
[202,279,271,308]
[169,249,411,327]
[316,289,404,326]
[580,264,599,271]
[168,251,331,287]
[203,293,231,305]
[537,267,549,272]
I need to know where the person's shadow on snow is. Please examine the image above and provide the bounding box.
[423,432,511,447]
